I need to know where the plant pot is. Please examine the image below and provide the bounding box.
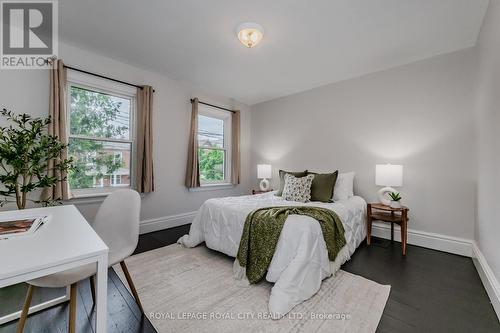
[390,200,402,209]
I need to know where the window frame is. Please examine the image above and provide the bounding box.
[197,105,232,186]
[66,70,137,198]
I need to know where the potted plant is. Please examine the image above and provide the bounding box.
[388,192,402,209]
[0,108,73,209]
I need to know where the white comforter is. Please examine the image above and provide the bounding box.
[178,191,366,317]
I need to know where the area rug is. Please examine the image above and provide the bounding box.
[114,244,390,333]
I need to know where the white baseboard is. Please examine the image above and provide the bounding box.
[371,222,474,257]
[472,243,500,320]
[140,211,196,234]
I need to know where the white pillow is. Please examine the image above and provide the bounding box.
[282,174,315,203]
[333,172,355,201]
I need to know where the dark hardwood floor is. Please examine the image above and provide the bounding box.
[343,237,500,332]
[1,225,499,333]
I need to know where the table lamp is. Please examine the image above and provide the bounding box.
[375,164,403,206]
[257,164,272,191]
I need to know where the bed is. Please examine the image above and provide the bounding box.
[178,191,367,317]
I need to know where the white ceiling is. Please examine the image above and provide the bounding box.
[60,0,489,105]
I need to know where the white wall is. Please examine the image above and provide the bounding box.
[475,0,500,284]
[0,42,252,226]
[251,48,477,240]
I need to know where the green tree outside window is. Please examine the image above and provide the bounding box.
[68,87,129,189]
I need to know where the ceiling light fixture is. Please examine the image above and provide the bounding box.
[237,22,264,48]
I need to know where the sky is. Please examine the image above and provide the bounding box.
[198,114,224,147]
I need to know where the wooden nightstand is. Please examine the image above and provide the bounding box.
[252,189,273,195]
[367,203,409,255]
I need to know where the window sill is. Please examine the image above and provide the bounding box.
[65,193,109,205]
[188,183,235,192]
[66,189,146,205]
[72,192,111,199]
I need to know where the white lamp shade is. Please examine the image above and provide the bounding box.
[375,164,403,187]
[257,164,272,179]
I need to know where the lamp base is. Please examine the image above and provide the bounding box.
[377,186,397,206]
[259,179,270,191]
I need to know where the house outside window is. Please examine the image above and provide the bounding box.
[67,71,136,197]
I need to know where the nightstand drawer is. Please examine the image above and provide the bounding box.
[371,212,404,223]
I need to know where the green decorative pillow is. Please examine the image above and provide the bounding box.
[308,171,339,202]
[276,169,308,196]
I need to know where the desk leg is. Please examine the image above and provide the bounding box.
[95,254,108,333]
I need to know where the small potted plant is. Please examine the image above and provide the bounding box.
[388,192,402,209]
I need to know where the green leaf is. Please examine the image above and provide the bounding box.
[389,191,402,201]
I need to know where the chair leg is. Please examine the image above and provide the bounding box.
[120,261,145,314]
[89,275,96,306]
[16,285,34,333]
[69,283,77,333]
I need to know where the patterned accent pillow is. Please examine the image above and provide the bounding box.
[282,174,315,203]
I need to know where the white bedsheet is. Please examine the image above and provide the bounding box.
[178,191,366,317]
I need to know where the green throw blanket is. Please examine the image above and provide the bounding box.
[236,206,346,284]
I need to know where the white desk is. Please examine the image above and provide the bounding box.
[0,205,109,333]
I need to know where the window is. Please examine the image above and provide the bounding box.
[197,105,232,185]
[67,72,136,197]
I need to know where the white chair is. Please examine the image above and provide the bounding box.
[16,189,143,333]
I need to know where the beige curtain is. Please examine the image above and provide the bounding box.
[136,86,155,193]
[231,110,241,185]
[42,59,70,201]
[185,98,200,188]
